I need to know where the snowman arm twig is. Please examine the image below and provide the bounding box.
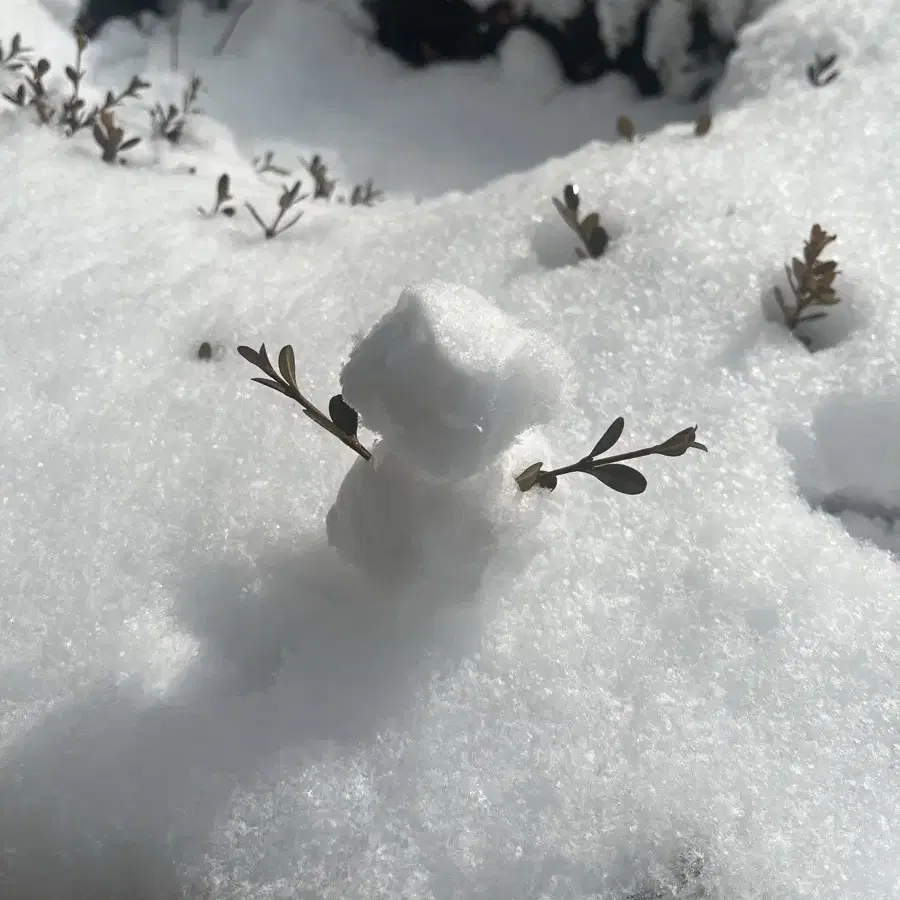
[238,343,372,461]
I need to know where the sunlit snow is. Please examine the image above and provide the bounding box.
[2,0,900,898]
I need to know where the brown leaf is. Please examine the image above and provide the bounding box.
[515,462,544,492]
[694,112,712,137]
[590,463,647,495]
[236,344,263,368]
[655,426,703,457]
[277,344,297,388]
[251,377,288,394]
[616,116,637,141]
[590,417,625,458]
[580,212,601,237]
[329,394,359,437]
[216,173,231,202]
[616,115,635,142]
[816,270,837,289]
[585,226,609,258]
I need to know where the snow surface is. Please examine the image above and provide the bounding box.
[3,0,900,898]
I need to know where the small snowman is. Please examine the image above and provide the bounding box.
[328,280,573,590]
[240,280,573,593]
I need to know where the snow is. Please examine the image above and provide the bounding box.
[496,26,565,99]
[2,0,900,898]
[339,281,573,482]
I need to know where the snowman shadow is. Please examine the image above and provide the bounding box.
[0,463,502,900]
[175,451,503,746]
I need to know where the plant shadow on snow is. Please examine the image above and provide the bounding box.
[781,392,900,559]
[0,472,499,898]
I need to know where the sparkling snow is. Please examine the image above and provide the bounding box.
[2,0,900,898]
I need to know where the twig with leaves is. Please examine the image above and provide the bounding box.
[349,178,383,207]
[198,173,236,217]
[0,33,31,73]
[237,343,372,460]
[2,56,53,123]
[515,417,707,495]
[72,72,153,139]
[301,154,337,200]
[806,52,839,87]
[552,183,609,260]
[58,30,91,134]
[150,72,203,143]
[773,224,840,333]
[3,31,149,134]
[92,108,141,163]
[245,180,307,239]
[98,74,151,117]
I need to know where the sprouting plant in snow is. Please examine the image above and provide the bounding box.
[150,72,203,143]
[552,183,609,260]
[253,150,291,177]
[93,108,141,163]
[57,31,148,135]
[694,112,712,137]
[616,114,637,142]
[349,178,384,207]
[107,70,149,106]
[773,224,841,337]
[807,52,839,87]
[2,55,53,123]
[301,154,337,200]
[198,173,237,217]
[0,33,31,74]
[237,343,372,460]
[57,30,95,134]
[245,180,307,239]
[2,31,149,135]
[515,417,707,495]
[255,152,382,206]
